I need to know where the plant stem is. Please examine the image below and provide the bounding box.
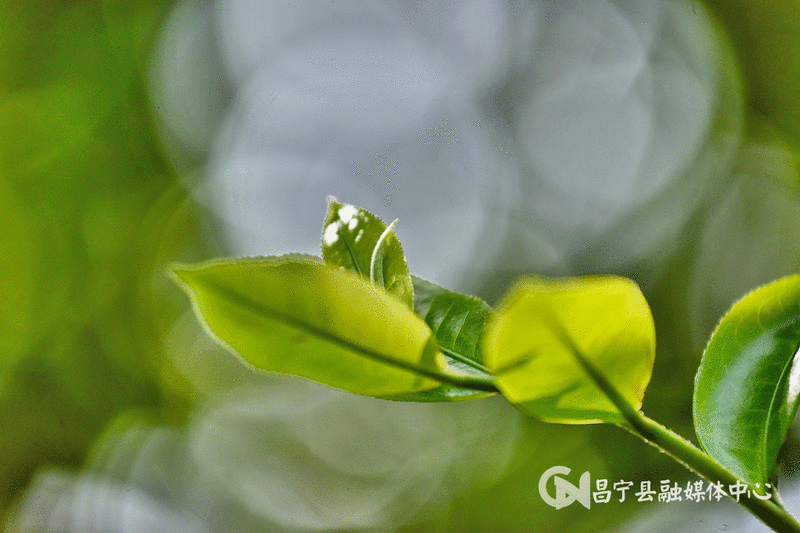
[569,342,800,531]
[350,343,498,393]
[422,366,499,392]
[543,315,800,531]
[339,343,499,393]
[620,413,800,533]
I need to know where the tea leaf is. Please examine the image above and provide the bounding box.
[694,274,800,486]
[483,276,655,425]
[384,277,495,401]
[321,198,413,307]
[171,256,441,397]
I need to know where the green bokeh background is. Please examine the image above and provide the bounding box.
[1,1,799,531]
[0,0,199,513]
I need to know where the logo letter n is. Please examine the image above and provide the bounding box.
[539,466,591,510]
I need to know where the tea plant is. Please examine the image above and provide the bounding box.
[171,198,800,532]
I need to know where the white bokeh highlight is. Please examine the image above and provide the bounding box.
[8,377,520,533]
[153,0,742,292]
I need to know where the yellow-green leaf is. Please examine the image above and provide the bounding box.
[171,255,442,397]
[483,276,656,425]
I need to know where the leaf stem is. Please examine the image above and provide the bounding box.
[620,414,800,533]
[440,345,492,374]
[381,352,498,392]
[541,316,800,531]
[330,342,499,394]
[432,371,500,393]
[571,346,800,532]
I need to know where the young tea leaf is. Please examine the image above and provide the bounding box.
[483,276,656,425]
[384,277,495,401]
[170,256,442,397]
[321,198,414,307]
[694,274,800,486]
[370,218,399,289]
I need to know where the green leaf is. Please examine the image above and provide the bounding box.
[170,255,443,397]
[383,277,495,401]
[321,198,414,307]
[483,275,656,425]
[694,274,800,486]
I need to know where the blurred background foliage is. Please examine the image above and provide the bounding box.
[0,1,799,532]
[704,0,800,149]
[0,0,195,513]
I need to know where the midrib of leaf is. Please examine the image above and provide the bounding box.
[423,299,488,373]
[427,300,455,341]
[199,277,431,376]
[546,315,637,425]
[440,346,491,375]
[193,277,497,392]
[341,233,363,277]
[448,308,470,355]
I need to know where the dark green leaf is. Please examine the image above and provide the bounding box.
[321,198,414,307]
[171,256,443,397]
[383,277,495,401]
[694,274,800,486]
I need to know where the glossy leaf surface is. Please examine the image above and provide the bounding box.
[694,274,800,486]
[385,277,495,401]
[321,198,414,307]
[483,276,655,424]
[171,256,442,397]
